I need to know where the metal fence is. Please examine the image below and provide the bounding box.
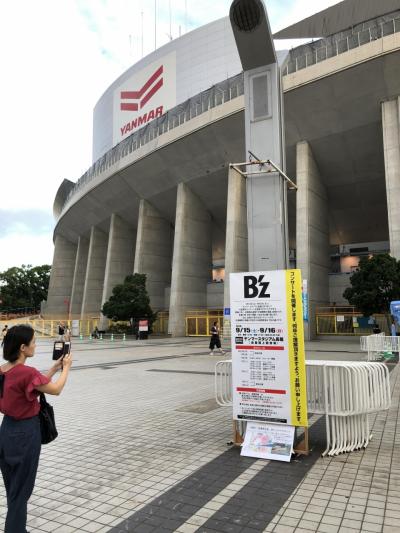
[0,319,100,338]
[284,15,400,76]
[61,74,245,214]
[360,333,400,361]
[185,310,224,336]
[0,308,40,320]
[316,313,389,335]
[152,311,169,335]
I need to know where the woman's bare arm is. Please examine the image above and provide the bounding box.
[45,358,63,379]
[36,354,73,395]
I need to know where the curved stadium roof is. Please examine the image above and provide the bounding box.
[274,0,400,38]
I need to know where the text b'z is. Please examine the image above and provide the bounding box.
[243,275,270,298]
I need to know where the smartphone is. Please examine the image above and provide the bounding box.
[63,342,71,356]
[52,341,65,360]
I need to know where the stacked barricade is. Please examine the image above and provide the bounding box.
[215,360,391,456]
[306,361,390,456]
[360,333,399,361]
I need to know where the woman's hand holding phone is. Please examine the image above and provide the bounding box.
[52,358,64,372]
[62,353,73,370]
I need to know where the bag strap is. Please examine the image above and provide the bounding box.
[39,392,48,406]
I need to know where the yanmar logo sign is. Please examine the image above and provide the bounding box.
[113,52,176,146]
[120,65,163,112]
[119,65,164,137]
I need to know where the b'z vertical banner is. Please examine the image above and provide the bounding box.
[230,269,307,427]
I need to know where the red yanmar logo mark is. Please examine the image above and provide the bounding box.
[120,65,164,111]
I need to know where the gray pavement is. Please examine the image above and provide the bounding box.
[0,336,398,533]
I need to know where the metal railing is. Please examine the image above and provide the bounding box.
[316,305,358,314]
[316,313,390,335]
[215,360,232,406]
[284,15,400,76]
[0,318,100,338]
[152,311,169,335]
[360,333,400,361]
[307,361,391,456]
[0,308,40,319]
[61,74,245,214]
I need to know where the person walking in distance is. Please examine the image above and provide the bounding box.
[0,324,72,533]
[1,325,7,347]
[209,321,224,355]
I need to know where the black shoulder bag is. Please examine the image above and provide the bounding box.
[39,393,58,444]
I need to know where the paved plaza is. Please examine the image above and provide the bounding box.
[0,336,399,533]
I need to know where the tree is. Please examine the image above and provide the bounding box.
[0,264,51,311]
[343,254,400,323]
[101,273,156,326]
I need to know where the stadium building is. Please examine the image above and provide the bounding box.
[45,0,400,338]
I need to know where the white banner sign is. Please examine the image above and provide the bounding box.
[241,421,295,461]
[230,270,307,427]
[113,52,176,146]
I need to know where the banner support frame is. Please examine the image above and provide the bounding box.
[231,420,309,456]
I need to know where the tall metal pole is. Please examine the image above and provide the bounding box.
[185,0,188,33]
[169,0,172,40]
[229,0,288,271]
[141,11,144,57]
[154,0,157,50]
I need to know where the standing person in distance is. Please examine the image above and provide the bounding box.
[0,324,72,533]
[209,321,224,356]
[64,324,71,342]
[1,325,7,347]
[57,321,65,340]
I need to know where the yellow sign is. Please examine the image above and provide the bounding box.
[286,270,308,427]
[230,269,308,427]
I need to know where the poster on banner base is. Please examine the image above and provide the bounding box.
[241,422,295,462]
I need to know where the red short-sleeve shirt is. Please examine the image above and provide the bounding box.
[0,364,50,420]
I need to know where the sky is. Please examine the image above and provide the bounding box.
[0,0,340,271]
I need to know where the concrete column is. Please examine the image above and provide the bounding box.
[99,214,136,328]
[80,226,108,319]
[296,141,330,340]
[224,166,248,312]
[382,97,400,258]
[45,235,77,319]
[169,183,212,336]
[70,237,89,319]
[134,200,173,310]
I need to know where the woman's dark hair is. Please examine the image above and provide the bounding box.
[3,324,34,363]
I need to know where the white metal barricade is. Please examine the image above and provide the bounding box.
[360,334,400,361]
[215,359,391,456]
[360,332,384,352]
[306,361,390,456]
[215,360,233,406]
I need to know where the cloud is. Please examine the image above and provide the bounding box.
[0,210,54,237]
[0,232,54,271]
[0,0,342,269]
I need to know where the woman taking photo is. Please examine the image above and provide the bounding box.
[0,324,72,533]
